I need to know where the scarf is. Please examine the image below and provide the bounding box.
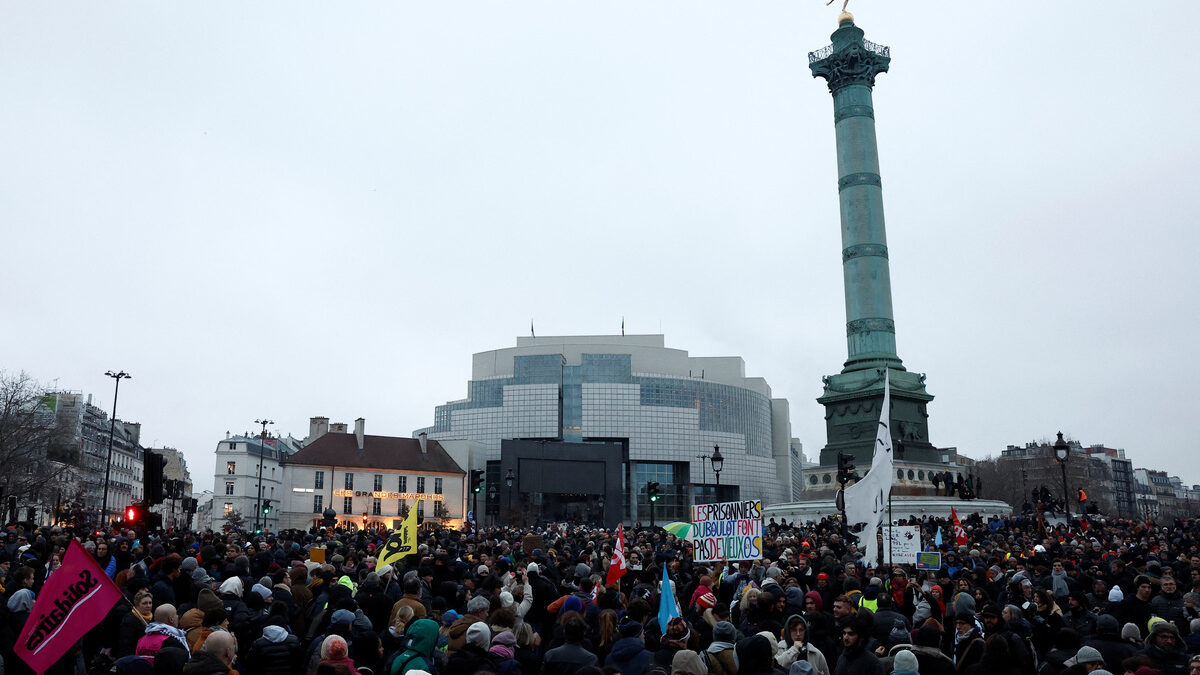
[953,626,981,664]
[1050,570,1070,597]
[144,622,192,656]
[134,608,152,625]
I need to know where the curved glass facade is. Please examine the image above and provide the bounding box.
[421,335,796,518]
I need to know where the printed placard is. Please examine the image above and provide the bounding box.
[916,551,942,570]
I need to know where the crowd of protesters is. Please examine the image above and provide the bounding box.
[2,511,1200,675]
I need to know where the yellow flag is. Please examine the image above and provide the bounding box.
[378,500,420,569]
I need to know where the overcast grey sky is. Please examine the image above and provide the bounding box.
[3,2,1198,495]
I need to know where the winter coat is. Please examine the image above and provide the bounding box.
[605,636,652,675]
[444,643,499,675]
[388,617,438,675]
[181,650,232,675]
[542,641,599,675]
[244,625,303,675]
[834,643,884,675]
[776,615,831,675]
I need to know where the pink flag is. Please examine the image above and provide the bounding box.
[606,525,627,586]
[15,539,124,674]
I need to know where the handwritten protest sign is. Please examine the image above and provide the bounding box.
[689,500,763,562]
[881,525,922,565]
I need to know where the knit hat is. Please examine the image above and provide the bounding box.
[1108,586,1124,602]
[489,630,516,660]
[466,621,491,650]
[713,621,737,643]
[563,596,584,614]
[893,649,919,673]
[252,583,272,601]
[320,634,349,660]
[441,609,460,626]
[196,588,222,614]
[1075,646,1103,664]
[499,591,514,608]
[1120,622,1141,642]
[181,557,198,572]
[696,592,717,609]
[331,609,355,627]
[618,619,643,638]
[525,562,538,574]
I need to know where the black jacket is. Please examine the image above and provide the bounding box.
[245,629,303,675]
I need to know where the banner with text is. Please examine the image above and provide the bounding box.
[881,525,922,565]
[689,499,763,562]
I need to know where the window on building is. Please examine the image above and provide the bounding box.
[228,442,236,450]
[345,473,354,490]
[399,500,406,516]
[270,486,274,497]
[227,461,236,474]
[434,477,443,494]
[399,476,407,492]
[374,474,383,491]
[313,495,323,513]
[372,498,381,515]
[417,477,425,494]
[271,467,275,477]
[417,501,425,518]
[225,481,234,496]
[343,496,353,514]
[314,471,324,489]
[223,503,233,516]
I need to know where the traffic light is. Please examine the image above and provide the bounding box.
[471,469,485,493]
[261,499,272,515]
[144,452,168,505]
[648,482,660,502]
[126,504,139,523]
[837,452,857,485]
[362,512,368,528]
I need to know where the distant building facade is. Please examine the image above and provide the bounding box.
[150,447,194,530]
[47,391,144,525]
[418,334,796,524]
[211,430,299,531]
[280,419,467,530]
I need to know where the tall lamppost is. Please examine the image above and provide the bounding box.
[101,370,131,528]
[1054,431,1070,518]
[710,445,724,488]
[254,419,273,533]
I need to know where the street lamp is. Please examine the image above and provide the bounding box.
[254,419,274,533]
[101,370,131,529]
[1053,431,1070,518]
[710,445,724,487]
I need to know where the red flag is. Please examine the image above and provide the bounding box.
[606,525,627,586]
[15,539,124,674]
[951,508,968,546]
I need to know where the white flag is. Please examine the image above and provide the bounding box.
[843,370,894,569]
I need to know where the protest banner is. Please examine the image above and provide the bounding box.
[881,525,922,565]
[689,499,763,562]
[15,539,124,674]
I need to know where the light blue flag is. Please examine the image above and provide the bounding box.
[658,562,679,630]
[934,527,943,548]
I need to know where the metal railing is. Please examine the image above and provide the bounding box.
[808,39,890,64]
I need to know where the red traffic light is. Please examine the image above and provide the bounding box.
[126,506,138,522]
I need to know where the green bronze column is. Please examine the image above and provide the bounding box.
[811,13,936,467]
[810,13,900,373]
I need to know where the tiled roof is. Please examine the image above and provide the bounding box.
[284,434,464,474]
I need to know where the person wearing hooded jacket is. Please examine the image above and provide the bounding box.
[444,621,498,675]
[1138,618,1189,675]
[776,614,831,675]
[244,616,302,675]
[388,617,438,675]
[834,610,884,675]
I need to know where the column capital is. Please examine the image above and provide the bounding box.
[808,22,890,94]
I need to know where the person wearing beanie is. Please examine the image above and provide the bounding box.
[607,619,652,675]
[488,629,521,674]
[1071,645,1107,673]
[701,620,739,675]
[318,634,356,672]
[1121,622,1142,644]
[444,621,496,675]
[736,634,778,675]
[892,649,919,675]
[952,614,985,672]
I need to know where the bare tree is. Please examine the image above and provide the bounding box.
[0,371,62,522]
[222,508,246,533]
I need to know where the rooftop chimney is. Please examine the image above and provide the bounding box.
[309,416,330,442]
[418,432,428,456]
[354,418,365,452]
